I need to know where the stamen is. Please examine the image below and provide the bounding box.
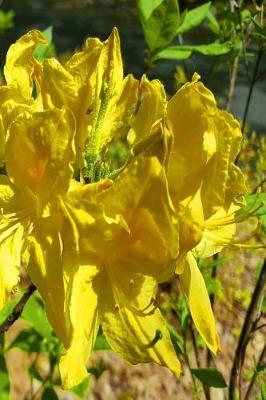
[205,200,264,229]
[144,329,163,349]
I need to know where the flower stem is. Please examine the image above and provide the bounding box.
[228,259,266,400]
[0,283,36,334]
[244,343,266,400]
[241,48,263,134]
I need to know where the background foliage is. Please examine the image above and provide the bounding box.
[0,0,265,399]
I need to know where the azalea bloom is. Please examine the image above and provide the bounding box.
[58,156,180,388]
[0,27,249,390]
[130,73,247,354]
[0,101,181,388]
[0,30,182,386]
[0,106,75,343]
[31,28,138,175]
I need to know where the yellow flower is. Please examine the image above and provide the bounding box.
[4,30,46,99]
[2,29,139,172]
[33,28,139,171]
[129,73,247,354]
[167,74,247,353]
[0,30,46,163]
[58,156,180,388]
[0,106,76,347]
[1,30,182,389]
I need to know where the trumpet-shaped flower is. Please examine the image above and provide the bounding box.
[58,156,180,388]
[0,30,46,163]
[33,28,138,171]
[0,27,251,391]
[0,30,183,390]
[0,106,76,347]
[2,29,139,172]
[129,73,247,354]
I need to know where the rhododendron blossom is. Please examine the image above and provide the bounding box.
[0,28,247,388]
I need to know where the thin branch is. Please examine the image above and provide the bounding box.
[0,284,36,334]
[244,344,266,400]
[205,254,219,400]
[241,47,263,134]
[228,259,266,400]
[226,56,239,111]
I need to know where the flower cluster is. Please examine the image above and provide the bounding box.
[0,28,246,388]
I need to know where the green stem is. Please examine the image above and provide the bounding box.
[228,259,266,400]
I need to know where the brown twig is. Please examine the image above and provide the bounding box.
[228,259,266,400]
[0,284,36,334]
[244,343,266,400]
[241,47,264,135]
[226,56,239,111]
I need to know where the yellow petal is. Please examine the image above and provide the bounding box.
[0,176,32,308]
[0,87,33,163]
[4,30,46,98]
[179,252,219,354]
[36,58,78,110]
[98,157,179,282]
[58,199,101,389]
[0,224,25,309]
[99,273,181,378]
[6,107,75,205]
[106,74,139,141]
[60,180,126,259]
[128,75,166,145]
[132,120,173,167]
[26,214,71,346]
[59,264,100,389]
[194,204,238,258]
[167,74,216,201]
[200,109,245,218]
[66,37,103,103]
[86,28,124,159]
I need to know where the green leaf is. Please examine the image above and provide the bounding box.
[71,376,90,399]
[167,323,184,355]
[42,387,59,400]
[139,0,180,52]
[261,382,266,400]
[88,363,106,379]
[34,26,55,62]
[245,193,266,217]
[198,255,230,270]
[137,0,164,21]
[10,328,53,353]
[176,2,211,35]
[0,353,10,400]
[256,364,266,373]
[259,214,266,233]
[93,332,111,351]
[22,295,52,338]
[0,10,14,34]
[192,368,227,388]
[155,41,232,60]
[236,193,266,233]
[206,9,220,34]
[0,289,23,325]
[10,328,43,352]
[205,277,221,296]
[28,364,44,382]
[180,42,233,55]
[154,47,191,60]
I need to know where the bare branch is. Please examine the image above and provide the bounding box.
[0,284,36,334]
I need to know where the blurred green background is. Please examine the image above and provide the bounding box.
[0,0,265,133]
